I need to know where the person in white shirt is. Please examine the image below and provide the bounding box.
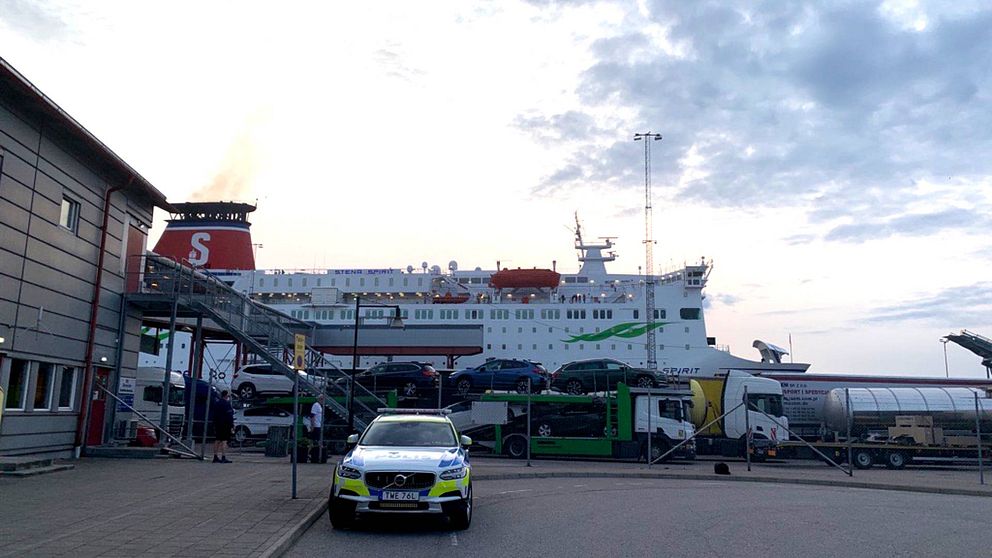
[308,394,324,444]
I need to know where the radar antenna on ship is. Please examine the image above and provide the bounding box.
[573,212,617,276]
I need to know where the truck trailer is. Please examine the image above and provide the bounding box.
[779,386,992,468]
[486,382,696,462]
[756,372,992,439]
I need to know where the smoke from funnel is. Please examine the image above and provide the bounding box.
[190,115,264,202]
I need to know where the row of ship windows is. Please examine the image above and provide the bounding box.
[288,308,700,321]
[486,343,691,351]
[259,276,428,289]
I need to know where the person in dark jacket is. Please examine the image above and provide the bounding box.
[213,390,235,463]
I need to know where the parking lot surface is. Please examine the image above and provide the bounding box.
[289,476,992,558]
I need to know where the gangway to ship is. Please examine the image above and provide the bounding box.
[125,254,387,431]
[945,330,992,378]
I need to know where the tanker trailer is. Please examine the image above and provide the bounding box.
[783,386,992,469]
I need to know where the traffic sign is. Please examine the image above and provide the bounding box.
[294,334,306,370]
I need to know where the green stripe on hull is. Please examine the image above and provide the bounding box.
[562,321,672,343]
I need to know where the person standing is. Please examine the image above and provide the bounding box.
[308,394,324,445]
[213,390,234,463]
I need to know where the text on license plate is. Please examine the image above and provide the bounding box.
[382,491,420,501]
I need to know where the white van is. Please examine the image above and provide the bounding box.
[133,367,186,436]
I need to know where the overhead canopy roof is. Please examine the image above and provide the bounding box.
[0,56,171,211]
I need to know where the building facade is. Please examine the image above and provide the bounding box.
[0,57,170,458]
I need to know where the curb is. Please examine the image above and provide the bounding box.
[471,470,992,498]
[259,497,327,558]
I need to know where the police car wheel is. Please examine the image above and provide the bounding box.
[445,485,472,530]
[328,495,356,529]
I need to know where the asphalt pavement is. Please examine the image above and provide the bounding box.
[288,477,992,558]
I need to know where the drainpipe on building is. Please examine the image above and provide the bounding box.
[75,178,131,456]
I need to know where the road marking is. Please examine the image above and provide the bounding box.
[572,484,587,487]
[495,489,534,495]
[450,533,459,546]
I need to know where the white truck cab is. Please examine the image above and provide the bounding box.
[133,367,186,436]
[631,388,697,460]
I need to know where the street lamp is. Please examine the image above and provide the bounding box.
[349,295,405,432]
[940,338,950,378]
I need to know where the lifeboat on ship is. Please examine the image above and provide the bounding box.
[489,268,561,289]
[434,291,471,304]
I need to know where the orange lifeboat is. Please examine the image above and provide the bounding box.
[489,268,561,289]
[434,292,470,304]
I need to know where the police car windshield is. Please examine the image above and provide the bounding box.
[361,421,457,447]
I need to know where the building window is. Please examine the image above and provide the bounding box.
[259,278,265,287]
[501,344,506,350]
[487,344,492,350]
[633,310,639,320]
[59,197,81,233]
[5,359,29,410]
[58,367,77,410]
[302,278,307,287]
[34,363,54,410]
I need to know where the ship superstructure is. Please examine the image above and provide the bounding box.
[143,202,810,377]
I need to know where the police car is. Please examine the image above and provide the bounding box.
[329,409,473,530]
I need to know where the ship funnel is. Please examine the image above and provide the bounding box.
[152,201,257,270]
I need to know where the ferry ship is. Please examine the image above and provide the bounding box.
[143,202,810,377]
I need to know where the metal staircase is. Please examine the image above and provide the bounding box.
[132,255,386,430]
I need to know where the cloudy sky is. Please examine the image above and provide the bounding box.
[2,0,990,376]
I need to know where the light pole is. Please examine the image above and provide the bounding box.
[634,131,662,370]
[940,338,950,378]
[349,295,405,432]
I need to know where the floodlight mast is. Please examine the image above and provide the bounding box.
[634,132,662,370]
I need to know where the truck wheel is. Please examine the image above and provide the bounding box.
[537,423,552,437]
[402,382,418,397]
[644,439,670,463]
[443,485,472,530]
[853,449,874,469]
[456,378,473,396]
[885,451,907,470]
[504,435,528,459]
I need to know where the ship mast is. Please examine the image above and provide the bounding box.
[634,132,662,370]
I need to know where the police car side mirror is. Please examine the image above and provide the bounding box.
[346,434,359,445]
[460,435,472,447]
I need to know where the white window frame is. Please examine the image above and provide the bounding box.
[58,366,78,411]
[59,196,81,233]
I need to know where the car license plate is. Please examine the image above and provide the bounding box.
[382,491,420,501]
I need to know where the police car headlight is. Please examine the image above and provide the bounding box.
[439,467,467,480]
[338,465,362,480]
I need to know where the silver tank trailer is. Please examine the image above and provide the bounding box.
[823,387,992,433]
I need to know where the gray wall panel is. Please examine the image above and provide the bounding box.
[0,414,77,435]
[1,149,37,186]
[0,172,33,210]
[0,104,40,150]
[0,195,30,233]
[21,260,94,302]
[38,136,106,200]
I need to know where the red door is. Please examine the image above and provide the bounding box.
[87,368,111,446]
